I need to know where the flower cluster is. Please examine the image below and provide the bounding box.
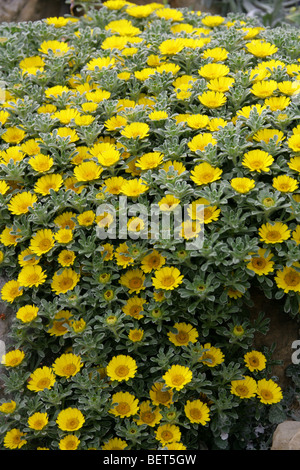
[0,2,299,450]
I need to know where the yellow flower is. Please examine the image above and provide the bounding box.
[121,178,149,197]
[277,80,300,96]
[230,376,257,399]
[0,226,21,247]
[207,76,235,93]
[29,229,55,256]
[168,322,199,346]
[7,191,37,215]
[19,56,45,75]
[122,296,146,319]
[275,264,300,293]
[148,110,168,121]
[159,38,185,55]
[201,15,224,27]
[52,353,83,378]
[119,268,146,293]
[17,265,47,288]
[54,211,76,230]
[94,144,120,167]
[104,176,125,195]
[3,429,27,449]
[135,400,162,427]
[28,154,53,172]
[203,46,228,61]
[242,149,274,173]
[104,115,127,131]
[136,152,164,170]
[0,181,9,195]
[121,122,150,139]
[102,438,128,451]
[199,343,224,367]
[128,328,144,342]
[109,391,139,418]
[141,250,166,273]
[251,79,277,98]
[2,349,25,367]
[198,90,227,108]
[74,161,103,182]
[190,162,222,186]
[1,279,23,303]
[188,133,217,152]
[245,40,278,57]
[16,304,39,323]
[34,174,63,195]
[230,177,255,194]
[51,268,80,295]
[162,364,193,390]
[47,310,73,336]
[256,379,283,404]
[86,56,115,71]
[0,401,17,414]
[155,424,181,446]
[158,194,181,211]
[244,350,266,372]
[288,133,300,152]
[58,250,76,267]
[107,355,137,382]
[27,366,56,392]
[105,18,141,36]
[259,221,290,244]
[39,40,71,56]
[56,408,85,431]
[264,95,290,111]
[198,63,230,80]
[246,248,274,276]
[272,175,298,192]
[253,128,285,144]
[45,16,72,27]
[184,400,210,424]
[2,126,26,144]
[288,156,300,172]
[292,225,300,244]
[115,242,135,268]
[59,435,80,451]
[28,412,48,431]
[54,228,73,244]
[155,7,183,22]
[150,382,173,407]
[152,266,183,291]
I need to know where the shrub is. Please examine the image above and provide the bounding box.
[0,2,299,451]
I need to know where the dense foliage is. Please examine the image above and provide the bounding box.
[0,2,299,450]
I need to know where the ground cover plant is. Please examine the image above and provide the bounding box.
[0,1,300,450]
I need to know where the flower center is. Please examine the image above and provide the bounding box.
[261,389,273,400]
[141,411,155,424]
[63,364,77,375]
[162,276,175,287]
[190,408,203,420]
[266,230,281,241]
[171,374,185,386]
[284,271,300,286]
[116,402,130,414]
[129,277,143,289]
[176,331,189,344]
[236,385,249,397]
[37,378,51,389]
[67,418,79,430]
[115,365,129,377]
[252,257,266,269]
[156,390,171,404]
[161,430,173,442]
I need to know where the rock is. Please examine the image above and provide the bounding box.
[0,277,14,396]
[249,288,299,389]
[271,421,300,450]
[0,0,67,23]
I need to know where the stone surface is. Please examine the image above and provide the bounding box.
[0,0,68,23]
[249,289,299,389]
[271,421,300,450]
